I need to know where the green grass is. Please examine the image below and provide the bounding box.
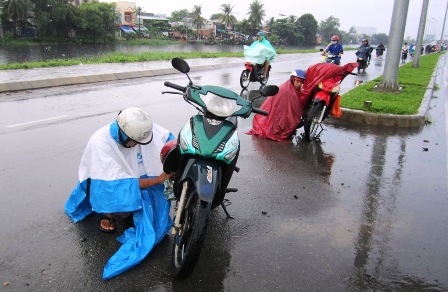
[341,53,441,115]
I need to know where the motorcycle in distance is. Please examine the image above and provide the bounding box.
[319,48,338,64]
[240,62,271,89]
[355,46,373,74]
[298,63,358,141]
[161,57,279,279]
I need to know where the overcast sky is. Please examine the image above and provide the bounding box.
[108,0,448,39]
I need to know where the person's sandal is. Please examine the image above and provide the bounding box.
[99,215,116,233]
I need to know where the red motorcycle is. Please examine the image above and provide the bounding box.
[240,62,270,89]
[298,62,358,141]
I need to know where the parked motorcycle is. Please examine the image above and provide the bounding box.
[240,62,271,89]
[161,57,279,279]
[298,63,358,141]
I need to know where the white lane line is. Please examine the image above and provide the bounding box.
[6,115,68,128]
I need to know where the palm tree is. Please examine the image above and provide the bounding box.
[247,0,265,34]
[191,4,205,40]
[133,6,143,37]
[266,16,275,32]
[219,4,237,31]
[3,0,29,38]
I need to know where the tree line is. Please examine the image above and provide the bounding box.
[0,0,390,45]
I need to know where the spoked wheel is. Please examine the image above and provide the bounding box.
[240,70,251,89]
[260,70,269,87]
[304,102,325,141]
[172,187,211,279]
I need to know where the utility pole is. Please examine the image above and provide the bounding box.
[438,1,448,52]
[375,0,410,92]
[413,0,429,68]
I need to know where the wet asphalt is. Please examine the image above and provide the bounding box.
[0,53,447,291]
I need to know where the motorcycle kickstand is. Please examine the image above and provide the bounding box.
[222,188,238,219]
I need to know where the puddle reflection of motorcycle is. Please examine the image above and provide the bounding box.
[292,139,335,177]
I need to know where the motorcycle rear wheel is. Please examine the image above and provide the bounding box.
[240,70,250,89]
[172,187,211,279]
[304,102,325,141]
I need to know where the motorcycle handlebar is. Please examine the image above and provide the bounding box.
[164,81,186,92]
[252,108,269,116]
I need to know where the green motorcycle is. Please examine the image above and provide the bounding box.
[161,57,278,279]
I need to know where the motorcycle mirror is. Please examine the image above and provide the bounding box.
[319,48,324,51]
[171,57,190,74]
[260,85,279,97]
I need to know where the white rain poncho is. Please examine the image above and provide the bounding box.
[65,121,175,280]
[243,36,277,64]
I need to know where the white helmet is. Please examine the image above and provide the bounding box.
[116,107,153,145]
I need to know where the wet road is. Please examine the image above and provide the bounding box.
[0,54,447,291]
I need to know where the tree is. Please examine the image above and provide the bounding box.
[298,13,318,45]
[2,0,29,37]
[219,4,237,31]
[371,33,389,45]
[247,0,265,34]
[270,17,303,46]
[190,4,205,39]
[318,16,341,43]
[133,6,143,37]
[234,18,251,35]
[75,1,116,43]
[169,9,189,22]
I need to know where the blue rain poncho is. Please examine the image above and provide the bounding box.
[243,36,277,64]
[65,121,175,280]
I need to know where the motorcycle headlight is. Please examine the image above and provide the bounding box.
[200,93,242,117]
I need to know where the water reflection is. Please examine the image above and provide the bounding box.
[348,135,446,290]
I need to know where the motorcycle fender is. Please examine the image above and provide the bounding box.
[179,159,220,203]
[245,62,253,71]
[314,91,331,106]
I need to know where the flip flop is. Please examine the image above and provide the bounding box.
[99,215,116,233]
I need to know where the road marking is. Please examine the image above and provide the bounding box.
[6,115,68,128]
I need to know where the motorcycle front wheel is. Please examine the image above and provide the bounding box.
[240,70,250,89]
[172,186,211,279]
[304,102,325,141]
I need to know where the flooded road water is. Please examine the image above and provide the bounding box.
[0,53,446,291]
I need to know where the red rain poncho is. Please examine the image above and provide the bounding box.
[247,62,358,142]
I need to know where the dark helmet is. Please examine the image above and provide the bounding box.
[291,69,306,80]
[362,39,369,45]
[160,139,180,174]
[257,31,265,37]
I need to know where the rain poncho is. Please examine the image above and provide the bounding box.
[65,121,175,280]
[247,62,358,142]
[243,36,277,64]
[247,80,305,141]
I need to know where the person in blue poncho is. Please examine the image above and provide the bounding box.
[65,107,175,280]
[244,31,277,81]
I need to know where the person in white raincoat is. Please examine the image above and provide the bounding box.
[243,31,277,81]
[64,107,175,280]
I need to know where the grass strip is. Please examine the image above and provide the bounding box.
[341,53,441,115]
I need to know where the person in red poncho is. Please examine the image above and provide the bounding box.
[247,62,358,142]
[247,69,307,141]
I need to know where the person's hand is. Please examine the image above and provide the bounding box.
[158,172,174,184]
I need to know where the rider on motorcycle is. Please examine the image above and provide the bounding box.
[323,35,343,65]
[243,31,277,82]
[356,39,373,72]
